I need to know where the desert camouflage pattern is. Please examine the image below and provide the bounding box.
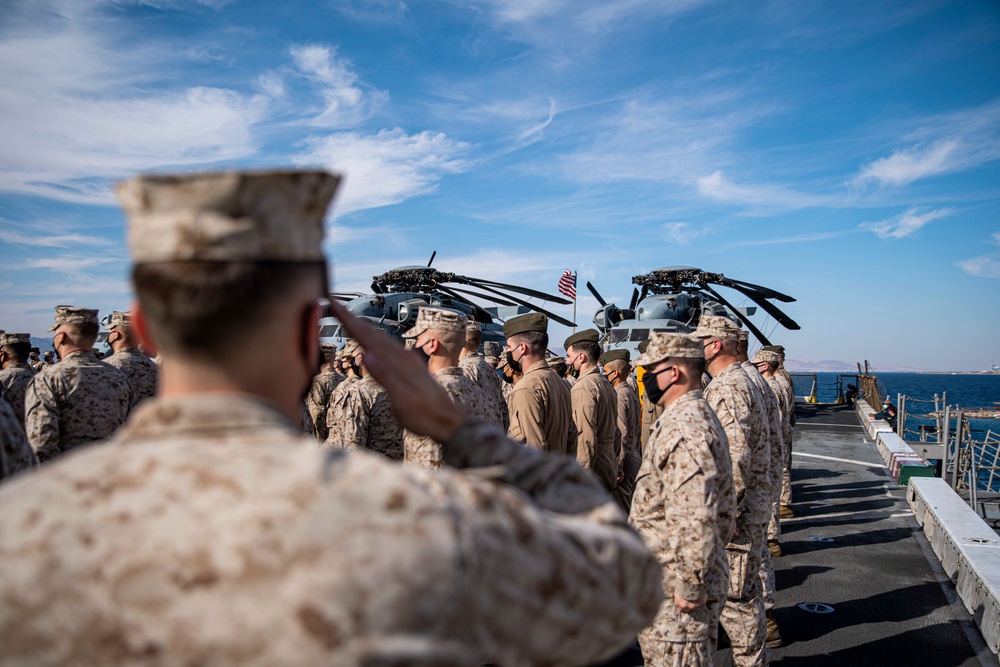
[0,362,37,430]
[24,350,133,462]
[767,374,791,541]
[570,366,621,491]
[774,369,795,506]
[507,359,577,456]
[0,394,663,666]
[47,305,98,331]
[458,352,508,430]
[404,366,493,469]
[303,369,347,441]
[0,396,36,482]
[741,362,784,524]
[501,377,514,406]
[324,374,403,461]
[639,634,714,667]
[105,347,159,405]
[630,390,735,656]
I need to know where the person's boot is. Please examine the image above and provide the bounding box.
[780,504,794,519]
[765,610,782,648]
[768,539,781,558]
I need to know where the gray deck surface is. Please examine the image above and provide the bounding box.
[597,403,991,666]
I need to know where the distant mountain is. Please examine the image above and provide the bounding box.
[30,337,54,353]
[785,358,930,373]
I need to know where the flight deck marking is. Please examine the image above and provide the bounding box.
[798,422,862,427]
[793,451,887,468]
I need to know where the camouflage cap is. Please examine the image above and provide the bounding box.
[320,342,336,356]
[108,311,132,330]
[502,312,548,338]
[341,339,360,357]
[482,340,502,357]
[634,332,703,367]
[763,345,785,354]
[402,307,468,339]
[737,328,749,343]
[564,328,600,350]
[751,349,781,366]
[116,170,341,264]
[43,350,54,358]
[599,348,630,365]
[48,305,99,332]
[692,315,741,341]
[546,356,567,369]
[497,349,511,368]
[0,333,31,345]
[637,339,650,354]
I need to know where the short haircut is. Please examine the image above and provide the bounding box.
[757,360,777,373]
[464,325,482,352]
[64,322,99,345]
[736,339,748,355]
[604,358,629,374]
[669,356,706,379]
[569,339,601,363]
[133,261,326,359]
[508,331,548,356]
[30,347,39,355]
[548,359,567,375]
[707,337,737,356]
[111,325,136,347]
[2,342,30,362]
[429,329,465,356]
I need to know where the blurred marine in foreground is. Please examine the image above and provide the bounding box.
[0,169,662,666]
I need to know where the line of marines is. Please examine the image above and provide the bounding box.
[0,168,796,667]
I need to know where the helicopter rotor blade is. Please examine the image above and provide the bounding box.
[370,281,384,295]
[427,251,436,268]
[718,282,800,330]
[698,281,772,346]
[463,281,577,327]
[586,281,608,307]
[460,277,573,305]
[628,287,640,311]
[434,285,495,323]
[720,277,796,303]
[445,285,518,307]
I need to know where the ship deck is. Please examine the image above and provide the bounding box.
[601,402,999,666]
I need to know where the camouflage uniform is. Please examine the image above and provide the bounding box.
[405,366,494,469]
[105,347,159,405]
[774,368,795,507]
[571,366,621,491]
[25,350,133,462]
[459,352,508,430]
[704,361,769,667]
[613,381,642,508]
[324,374,403,461]
[0,362,36,431]
[0,396,36,482]
[508,359,577,456]
[303,369,347,441]
[0,393,664,666]
[630,390,736,667]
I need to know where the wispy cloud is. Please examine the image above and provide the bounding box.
[662,222,710,245]
[696,170,829,211]
[957,256,1000,279]
[731,231,853,247]
[289,44,388,128]
[295,129,471,215]
[859,206,955,240]
[0,230,111,248]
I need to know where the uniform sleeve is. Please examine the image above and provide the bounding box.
[615,390,630,465]
[704,385,751,522]
[306,379,328,441]
[507,385,548,451]
[24,375,61,462]
[0,398,36,481]
[571,385,597,469]
[440,420,663,664]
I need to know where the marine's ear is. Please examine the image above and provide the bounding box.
[131,300,158,357]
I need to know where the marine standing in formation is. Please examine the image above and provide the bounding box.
[602,347,641,509]
[0,332,38,432]
[504,313,576,455]
[457,323,508,430]
[24,306,133,462]
[0,169,664,666]
[302,343,346,441]
[104,310,159,405]
[765,344,796,517]
[694,315,771,667]
[402,307,495,468]
[565,328,621,492]
[629,332,736,667]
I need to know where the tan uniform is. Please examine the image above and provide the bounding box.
[324,374,403,461]
[0,362,36,431]
[0,394,663,666]
[303,369,346,441]
[638,367,665,455]
[507,359,576,456]
[613,382,642,511]
[105,347,159,405]
[774,369,795,506]
[0,396,36,482]
[459,352,508,430]
[404,366,492,469]
[704,361,769,667]
[630,390,736,666]
[570,367,621,492]
[24,350,133,462]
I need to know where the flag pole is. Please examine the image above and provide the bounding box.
[572,271,577,333]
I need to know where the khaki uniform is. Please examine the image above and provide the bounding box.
[613,382,642,510]
[630,390,736,666]
[324,375,403,461]
[29,359,45,372]
[459,352,508,430]
[404,367,493,469]
[507,359,576,456]
[303,369,347,441]
[570,367,621,492]
[24,350,133,462]
[0,396,36,482]
[105,347,159,405]
[704,362,769,667]
[0,362,36,431]
[0,394,663,666]
[637,367,665,454]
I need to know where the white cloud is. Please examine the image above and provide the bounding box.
[957,256,1000,279]
[859,206,955,240]
[662,222,709,245]
[852,139,962,188]
[289,45,387,128]
[466,0,710,37]
[295,128,471,215]
[992,232,1000,246]
[0,230,111,248]
[696,170,827,210]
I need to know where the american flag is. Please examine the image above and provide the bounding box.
[558,270,576,300]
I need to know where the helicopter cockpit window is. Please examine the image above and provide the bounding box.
[318,325,340,338]
[608,329,630,344]
[629,329,649,342]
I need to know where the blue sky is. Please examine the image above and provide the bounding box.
[1,0,998,371]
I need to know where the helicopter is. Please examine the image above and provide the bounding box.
[587,266,800,359]
[318,252,576,350]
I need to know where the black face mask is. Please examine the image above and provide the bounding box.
[501,370,514,384]
[507,347,523,374]
[643,367,672,406]
[567,364,580,379]
[349,356,363,377]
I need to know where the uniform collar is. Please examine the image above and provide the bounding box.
[115,393,296,440]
